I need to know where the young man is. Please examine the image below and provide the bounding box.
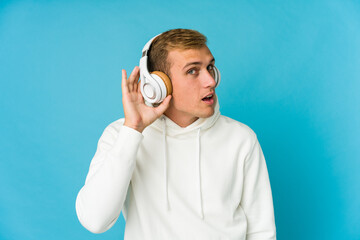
[76,29,276,239]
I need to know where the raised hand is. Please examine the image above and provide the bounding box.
[122,66,172,133]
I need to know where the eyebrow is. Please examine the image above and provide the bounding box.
[182,58,215,70]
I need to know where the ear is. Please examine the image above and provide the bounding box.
[151,71,173,96]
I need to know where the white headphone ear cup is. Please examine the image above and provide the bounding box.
[213,66,221,87]
[140,74,162,103]
[150,72,169,102]
[151,71,172,96]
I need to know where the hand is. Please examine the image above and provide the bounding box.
[122,66,171,133]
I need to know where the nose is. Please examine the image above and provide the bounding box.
[202,69,217,88]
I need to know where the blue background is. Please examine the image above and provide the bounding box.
[1,0,359,239]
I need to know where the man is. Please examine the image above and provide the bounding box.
[76,29,276,239]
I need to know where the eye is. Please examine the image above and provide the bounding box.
[207,65,215,77]
[207,64,214,71]
[187,68,198,75]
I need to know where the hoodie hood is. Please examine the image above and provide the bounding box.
[151,100,221,137]
[149,101,221,219]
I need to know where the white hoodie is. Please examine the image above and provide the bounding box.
[76,102,276,239]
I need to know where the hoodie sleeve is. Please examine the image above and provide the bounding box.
[75,121,143,234]
[240,135,276,240]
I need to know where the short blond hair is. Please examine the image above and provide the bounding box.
[148,29,207,76]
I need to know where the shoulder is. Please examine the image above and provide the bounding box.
[101,118,125,138]
[215,115,258,142]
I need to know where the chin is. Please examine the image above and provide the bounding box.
[198,108,215,118]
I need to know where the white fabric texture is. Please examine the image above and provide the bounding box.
[76,102,276,239]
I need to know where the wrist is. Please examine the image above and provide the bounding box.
[124,121,145,133]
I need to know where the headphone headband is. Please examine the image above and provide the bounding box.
[142,34,160,55]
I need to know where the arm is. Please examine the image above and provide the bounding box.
[75,122,143,233]
[240,135,277,240]
[76,66,171,233]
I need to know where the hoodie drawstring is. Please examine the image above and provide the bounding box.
[162,117,204,220]
[196,128,204,219]
[163,118,170,211]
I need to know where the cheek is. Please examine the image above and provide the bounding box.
[171,77,200,104]
[171,88,192,109]
[172,91,189,107]
[172,80,188,98]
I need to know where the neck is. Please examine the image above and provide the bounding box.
[164,110,199,128]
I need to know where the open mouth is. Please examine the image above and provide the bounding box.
[202,94,214,104]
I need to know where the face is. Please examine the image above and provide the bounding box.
[164,46,217,127]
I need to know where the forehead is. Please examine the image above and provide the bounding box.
[167,46,214,68]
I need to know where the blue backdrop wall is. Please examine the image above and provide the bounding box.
[1,0,359,239]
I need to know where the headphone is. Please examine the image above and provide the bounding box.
[139,34,221,104]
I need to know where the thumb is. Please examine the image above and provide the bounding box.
[154,95,172,116]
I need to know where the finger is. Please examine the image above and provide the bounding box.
[121,69,129,94]
[134,73,139,92]
[131,66,140,92]
[133,66,140,92]
[128,66,140,92]
[154,95,172,116]
[137,80,145,103]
